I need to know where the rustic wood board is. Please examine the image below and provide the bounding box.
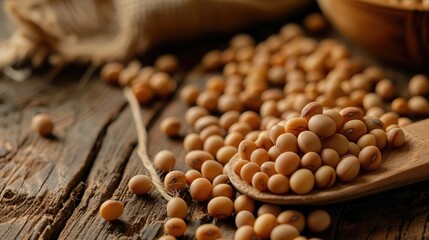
[1,5,429,240]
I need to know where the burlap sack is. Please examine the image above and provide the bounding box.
[0,0,310,67]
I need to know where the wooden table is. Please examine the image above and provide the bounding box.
[1,6,428,240]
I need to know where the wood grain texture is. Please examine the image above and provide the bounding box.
[0,72,127,239]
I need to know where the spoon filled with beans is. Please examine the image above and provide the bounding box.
[225,106,429,205]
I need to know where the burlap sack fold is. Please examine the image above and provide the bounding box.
[0,0,310,67]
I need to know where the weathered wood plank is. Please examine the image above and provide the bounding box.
[0,73,128,239]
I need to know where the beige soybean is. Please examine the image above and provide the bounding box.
[207,196,234,219]
[219,111,240,131]
[155,54,178,73]
[101,62,124,84]
[364,117,385,131]
[270,124,286,143]
[391,98,409,115]
[284,117,308,136]
[185,169,203,185]
[276,133,299,153]
[254,213,278,239]
[246,130,261,142]
[194,117,219,135]
[186,106,209,126]
[348,142,361,156]
[250,148,269,166]
[218,94,242,112]
[268,174,290,194]
[257,204,282,217]
[323,109,344,131]
[185,150,214,171]
[358,146,382,171]
[336,156,360,182]
[190,178,213,202]
[297,131,321,153]
[398,117,412,127]
[201,160,224,182]
[184,133,203,152]
[224,132,245,148]
[212,183,234,199]
[216,146,238,165]
[212,174,229,186]
[369,129,388,149]
[314,166,336,188]
[251,172,270,191]
[408,96,429,115]
[180,85,200,105]
[203,135,224,157]
[164,171,187,191]
[340,107,364,122]
[160,117,182,137]
[234,226,257,240]
[357,134,377,149]
[195,224,222,240]
[270,224,300,240]
[235,210,256,228]
[363,93,384,110]
[268,146,281,161]
[301,102,323,121]
[240,162,261,184]
[380,112,399,127]
[206,76,226,93]
[387,128,406,147]
[375,79,395,99]
[239,111,261,130]
[320,148,340,168]
[234,195,255,213]
[99,200,124,221]
[196,91,219,112]
[366,107,385,119]
[239,139,258,160]
[275,152,300,176]
[277,210,306,232]
[255,135,274,151]
[308,114,336,138]
[167,197,188,219]
[233,159,250,175]
[164,218,187,237]
[301,152,322,172]
[128,175,153,195]
[150,72,175,97]
[289,169,315,194]
[340,120,367,142]
[132,83,154,105]
[408,74,429,96]
[154,150,176,172]
[32,113,54,137]
[229,122,252,136]
[133,66,156,85]
[306,210,331,233]
[261,161,277,176]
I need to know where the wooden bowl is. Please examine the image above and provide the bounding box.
[317,0,429,68]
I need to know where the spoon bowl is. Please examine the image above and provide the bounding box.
[226,119,429,205]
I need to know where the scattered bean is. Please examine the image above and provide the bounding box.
[32,113,54,137]
[99,200,124,221]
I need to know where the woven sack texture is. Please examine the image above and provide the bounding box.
[0,0,310,67]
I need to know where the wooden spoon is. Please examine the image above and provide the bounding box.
[225,118,429,205]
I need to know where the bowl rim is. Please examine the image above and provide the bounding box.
[355,0,429,12]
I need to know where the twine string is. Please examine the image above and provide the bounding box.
[123,87,172,202]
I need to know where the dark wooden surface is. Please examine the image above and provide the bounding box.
[1,6,429,240]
